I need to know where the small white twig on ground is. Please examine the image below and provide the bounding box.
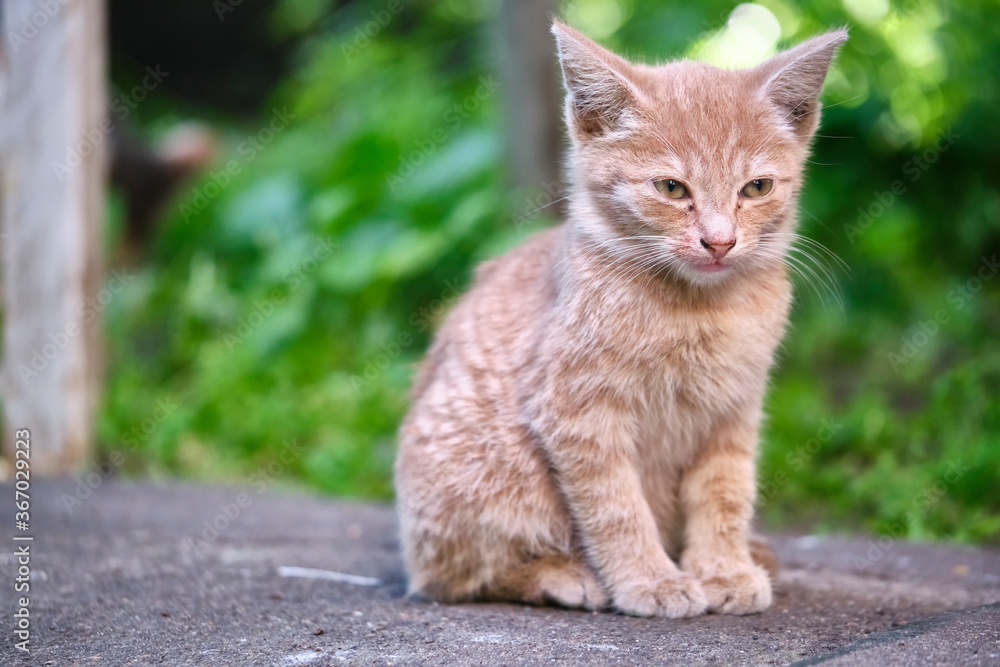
[277,565,381,586]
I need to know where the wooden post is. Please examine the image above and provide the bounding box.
[497,0,563,208]
[1,0,107,474]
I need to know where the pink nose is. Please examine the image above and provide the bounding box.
[700,237,736,260]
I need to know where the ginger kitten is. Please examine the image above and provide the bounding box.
[395,22,847,617]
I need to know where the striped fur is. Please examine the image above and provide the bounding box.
[395,22,846,617]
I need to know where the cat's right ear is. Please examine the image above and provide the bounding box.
[552,21,643,139]
[753,29,848,141]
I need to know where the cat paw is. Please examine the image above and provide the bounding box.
[696,564,772,615]
[613,572,708,618]
[538,564,609,611]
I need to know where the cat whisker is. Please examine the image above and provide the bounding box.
[618,248,670,285]
[798,206,839,236]
[755,243,843,313]
[764,230,850,275]
[786,247,842,307]
[586,240,679,289]
[553,236,657,291]
[789,236,850,275]
[521,194,573,218]
[807,92,867,114]
[753,248,822,301]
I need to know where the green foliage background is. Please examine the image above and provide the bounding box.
[103,0,1000,542]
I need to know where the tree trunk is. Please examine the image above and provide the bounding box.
[497,0,564,224]
[1,0,107,474]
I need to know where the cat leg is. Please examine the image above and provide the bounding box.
[399,521,495,604]
[533,391,708,618]
[481,553,609,610]
[398,407,582,606]
[679,415,772,615]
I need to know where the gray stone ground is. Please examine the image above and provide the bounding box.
[1,480,998,666]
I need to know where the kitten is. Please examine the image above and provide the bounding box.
[395,21,846,617]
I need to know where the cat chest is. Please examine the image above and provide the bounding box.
[637,316,779,417]
[621,324,773,468]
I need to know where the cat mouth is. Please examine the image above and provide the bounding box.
[693,260,730,273]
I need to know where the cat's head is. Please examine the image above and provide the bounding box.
[552,22,847,287]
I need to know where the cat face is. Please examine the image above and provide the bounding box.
[553,23,847,287]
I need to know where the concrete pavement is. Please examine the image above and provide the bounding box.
[1,480,997,665]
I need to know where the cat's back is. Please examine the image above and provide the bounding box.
[471,225,563,296]
[409,225,565,400]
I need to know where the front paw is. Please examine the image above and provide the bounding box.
[613,571,708,618]
[695,563,772,615]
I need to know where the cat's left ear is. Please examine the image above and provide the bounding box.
[753,29,848,141]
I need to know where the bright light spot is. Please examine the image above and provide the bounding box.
[693,4,781,69]
[756,0,801,39]
[565,0,631,40]
[728,3,782,53]
[889,29,940,69]
[841,0,889,25]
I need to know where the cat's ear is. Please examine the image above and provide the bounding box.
[753,29,848,141]
[552,21,644,139]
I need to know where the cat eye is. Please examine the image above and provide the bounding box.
[653,179,689,199]
[741,179,773,198]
